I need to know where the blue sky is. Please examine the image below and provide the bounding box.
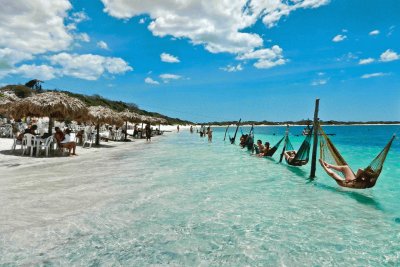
[0,0,399,122]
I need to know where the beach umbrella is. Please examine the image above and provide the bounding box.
[10,92,88,134]
[153,117,168,131]
[119,109,141,141]
[88,106,123,145]
[154,117,168,124]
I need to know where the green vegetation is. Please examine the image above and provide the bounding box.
[2,85,32,98]
[0,84,192,125]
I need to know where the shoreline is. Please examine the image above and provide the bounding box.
[0,132,173,172]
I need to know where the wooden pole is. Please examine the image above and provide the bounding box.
[231,118,241,144]
[96,123,100,146]
[48,117,53,135]
[310,98,320,178]
[223,125,230,141]
[279,124,289,163]
[124,121,128,141]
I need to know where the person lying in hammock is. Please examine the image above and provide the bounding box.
[319,159,364,184]
[258,142,270,157]
[284,150,297,163]
[239,134,248,147]
[254,139,264,154]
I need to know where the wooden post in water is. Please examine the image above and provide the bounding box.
[279,124,289,163]
[310,98,320,178]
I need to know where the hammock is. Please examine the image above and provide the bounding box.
[284,128,313,166]
[264,136,285,157]
[230,119,241,144]
[244,125,254,150]
[319,126,395,189]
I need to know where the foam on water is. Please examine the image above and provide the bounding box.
[1,125,400,266]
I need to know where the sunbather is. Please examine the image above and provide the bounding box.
[319,159,362,183]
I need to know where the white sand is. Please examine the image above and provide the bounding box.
[0,125,195,171]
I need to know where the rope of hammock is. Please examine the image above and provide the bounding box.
[319,125,395,188]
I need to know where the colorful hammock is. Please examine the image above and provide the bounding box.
[284,128,313,166]
[319,126,395,189]
[260,136,285,157]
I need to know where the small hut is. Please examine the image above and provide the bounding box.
[88,106,123,145]
[119,109,141,140]
[9,92,88,134]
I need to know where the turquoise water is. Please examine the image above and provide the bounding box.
[1,125,400,266]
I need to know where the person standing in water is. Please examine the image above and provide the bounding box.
[177,125,180,132]
[207,126,213,142]
[145,123,151,142]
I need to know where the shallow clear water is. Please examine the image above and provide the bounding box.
[1,125,400,266]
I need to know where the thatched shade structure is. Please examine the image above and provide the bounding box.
[0,91,19,114]
[154,117,168,124]
[10,92,88,134]
[119,109,141,123]
[118,109,141,141]
[88,106,123,125]
[88,106,123,145]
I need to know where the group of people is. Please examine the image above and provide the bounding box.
[254,139,271,157]
[197,125,212,142]
[132,123,154,142]
[16,124,77,156]
[192,125,212,142]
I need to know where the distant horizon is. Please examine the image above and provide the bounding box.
[0,0,399,122]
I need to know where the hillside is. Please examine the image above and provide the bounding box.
[0,84,192,125]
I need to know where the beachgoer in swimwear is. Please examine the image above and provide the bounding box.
[319,159,363,183]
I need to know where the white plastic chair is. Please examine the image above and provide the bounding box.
[11,136,23,151]
[21,133,35,156]
[82,132,93,148]
[39,136,53,157]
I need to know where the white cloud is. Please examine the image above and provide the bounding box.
[220,64,243,72]
[160,53,180,63]
[311,79,328,86]
[145,77,160,85]
[160,74,181,80]
[336,52,358,62]
[159,73,182,82]
[380,49,399,62]
[317,72,325,76]
[332,34,346,42]
[48,53,133,80]
[236,45,286,69]
[358,58,375,65]
[12,64,58,80]
[0,0,73,60]
[361,72,389,79]
[0,48,34,66]
[66,11,89,36]
[369,30,380,36]
[97,41,109,50]
[387,25,395,37]
[101,0,329,68]
[75,33,90,42]
[70,11,89,23]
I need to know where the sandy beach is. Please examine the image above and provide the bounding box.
[0,125,189,170]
